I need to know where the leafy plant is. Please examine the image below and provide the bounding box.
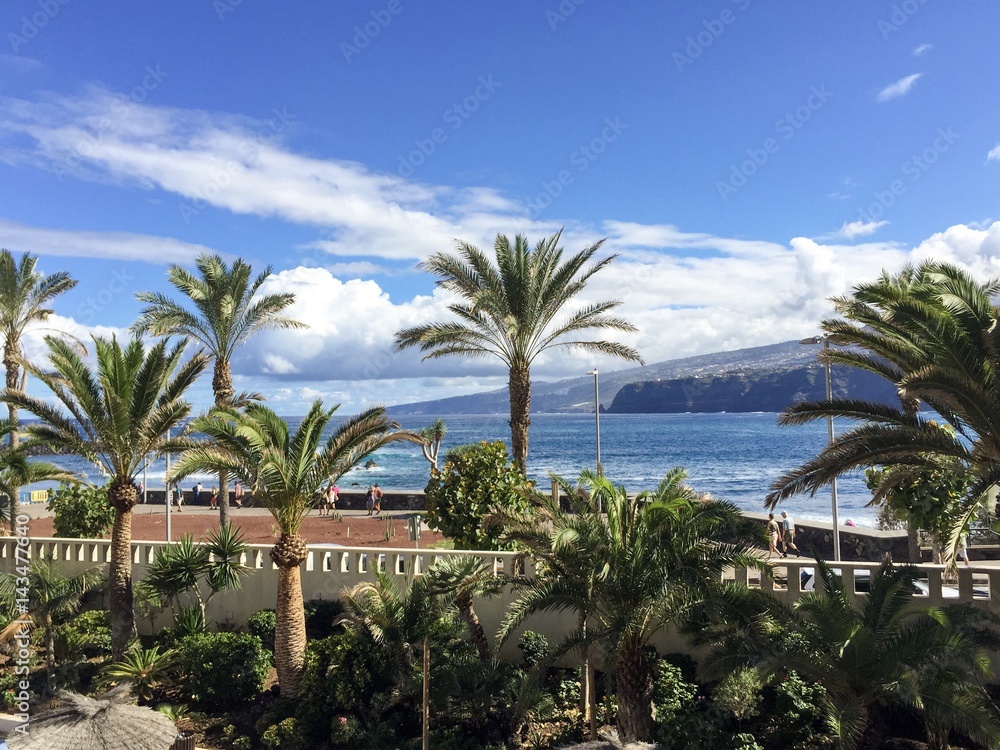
[101,645,175,703]
[173,632,269,708]
[424,440,536,550]
[47,484,115,539]
[247,609,276,651]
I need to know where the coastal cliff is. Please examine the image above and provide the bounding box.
[608,366,898,414]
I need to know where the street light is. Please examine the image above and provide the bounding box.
[800,334,840,561]
[586,369,602,476]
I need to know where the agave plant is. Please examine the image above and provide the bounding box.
[101,645,176,703]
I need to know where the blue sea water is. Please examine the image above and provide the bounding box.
[40,412,877,526]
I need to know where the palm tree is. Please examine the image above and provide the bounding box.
[0,558,102,690]
[394,232,643,474]
[0,249,77,520]
[692,560,1000,750]
[502,469,762,742]
[340,567,454,750]
[134,253,305,527]
[496,483,607,740]
[426,554,505,661]
[168,401,417,695]
[2,335,207,659]
[0,419,77,530]
[767,262,1000,558]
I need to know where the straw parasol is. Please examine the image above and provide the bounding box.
[6,683,180,750]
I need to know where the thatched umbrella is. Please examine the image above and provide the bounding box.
[558,732,659,750]
[6,684,179,750]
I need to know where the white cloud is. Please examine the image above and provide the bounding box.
[876,73,923,102]
[912,44,933,57]
[0,220,215,264]
[0,88,556,263]
[836,220,889,240]
[987,145,1000,161]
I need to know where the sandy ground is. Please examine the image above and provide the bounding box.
[20,503,447,548]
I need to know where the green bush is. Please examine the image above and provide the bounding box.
[247,609,276,651]
[47,484,114,538]
[766,671,833,749]
[173,632,269,708]
[517,630,549,670]
[424,441,535,550]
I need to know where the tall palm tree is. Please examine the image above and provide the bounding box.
[0,249,77,520]
[169,401,417,695]
[767,262,1000,556]
[394,232,643,474]
[691,561,1000,750]
[2,335,207,659]
[134,253,305,527]
[502,469,762,742]
[0,558,102,690]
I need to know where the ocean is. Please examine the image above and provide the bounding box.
[39,412,878,526]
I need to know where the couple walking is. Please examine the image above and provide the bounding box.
[767,511,798,559]
[365,483,383,515]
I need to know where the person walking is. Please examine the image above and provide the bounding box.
[372,483,384,514]
[780,511,799,556]
[365,485,375,515]
[209,486,218,510]
[193,481,203,506]
[234,481,244,508]
[327,483,339,512]
[174,483,183,513]
[766,512,782,559]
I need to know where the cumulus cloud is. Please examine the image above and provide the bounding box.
[836,220,889,240]
[912,44,933,57]
[988,145,1000,161]
[876,74,923,102]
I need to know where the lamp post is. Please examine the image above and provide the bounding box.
[587,369,602,476]
[164,427,172,543]
[800,335,840,561]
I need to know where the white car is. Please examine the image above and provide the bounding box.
[798,567,988,599]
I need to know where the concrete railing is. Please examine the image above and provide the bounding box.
[4,537,999,662]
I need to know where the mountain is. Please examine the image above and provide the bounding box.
[388,339,899,415]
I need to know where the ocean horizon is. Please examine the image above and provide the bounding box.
[40,412,878,527]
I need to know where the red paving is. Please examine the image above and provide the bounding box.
[25,509,446,548]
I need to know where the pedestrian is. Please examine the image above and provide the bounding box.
[365,485,375,515]
[780,511,798,555]
[234,481,244,508]
[174,483,183,513]
[138,481,145,503]
[328,483,339,512]
[193,481,203,505]
[958,532,970,565]
[316,487,329,516]
[209,486,218,510]
[373,483,383,514]
[766,512,782,559]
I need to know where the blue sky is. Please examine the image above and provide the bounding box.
[0,1,998,412]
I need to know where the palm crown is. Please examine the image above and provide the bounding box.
[394,232,642,472]
[768,262,1000,543]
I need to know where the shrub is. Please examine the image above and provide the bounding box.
[47,484,114,538]
[424,441,535,550]
[766,671,832,749]
[247,609,276,651]
[517,630,549,671]
[173,632,269,708]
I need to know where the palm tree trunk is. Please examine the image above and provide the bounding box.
[213,360,235,529]
[508,365,531,475]
[273,558,307,695]
[614,643,654,743]
[456,591,491,660]
[4,336,20,525]
[109,507,135,661]
[580,614,597,740]
[45,612,55,692]
[422,635,430,750]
